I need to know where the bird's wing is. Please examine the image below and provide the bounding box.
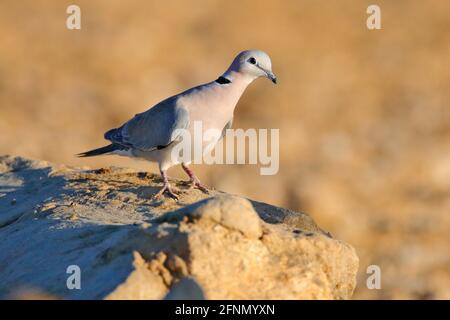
[221,118,233,139]
[105,98,190,151]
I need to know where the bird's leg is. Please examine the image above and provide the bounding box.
[153,170,179,200]
[181,163,209,194]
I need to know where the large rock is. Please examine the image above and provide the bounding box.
[0,156,358,299]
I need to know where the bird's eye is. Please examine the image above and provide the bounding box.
[248,57,257,65]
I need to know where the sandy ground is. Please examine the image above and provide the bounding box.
[0,156,358,299]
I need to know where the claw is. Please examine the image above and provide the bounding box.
[153,169,180,200]
[182,163,209,194]
[153,184,179,200]
[189,179,209,194]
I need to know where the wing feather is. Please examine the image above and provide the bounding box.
[105,98,189,151]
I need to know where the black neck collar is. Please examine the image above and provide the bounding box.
[215,76,232,84]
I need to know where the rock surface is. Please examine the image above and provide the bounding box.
[0,156,359,299]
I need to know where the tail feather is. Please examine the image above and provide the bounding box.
[77,144,119,158]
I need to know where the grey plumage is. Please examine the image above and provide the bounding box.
[105,98,190,152]
[77,144,123,157]
[221,118,233,139]
[78,49,276,199]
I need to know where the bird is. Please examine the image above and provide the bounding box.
[78,49,277,200]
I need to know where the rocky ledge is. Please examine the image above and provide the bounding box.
[0,156,358,299]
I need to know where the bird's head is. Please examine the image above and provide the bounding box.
[227,50,277,84]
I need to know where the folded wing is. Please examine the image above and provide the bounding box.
[105,99,190,152]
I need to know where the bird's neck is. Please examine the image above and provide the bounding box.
[218,71,255,113]
[221,70,256,86]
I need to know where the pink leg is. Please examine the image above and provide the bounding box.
[153,170,179,200]
[181,163,209,194]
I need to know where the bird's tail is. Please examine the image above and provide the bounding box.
[77,144,119,157]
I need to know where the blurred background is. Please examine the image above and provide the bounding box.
[0,0,449,299]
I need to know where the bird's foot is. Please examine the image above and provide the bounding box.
[152,183,180,200]
[188,178,209,194]
[181,164,209,194]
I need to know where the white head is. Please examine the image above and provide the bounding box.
[224,49,277,84]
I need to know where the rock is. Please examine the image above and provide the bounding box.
[157,195,263,239]
[164,277,205,300]
[105,252,167,300]
[0,156,359,299]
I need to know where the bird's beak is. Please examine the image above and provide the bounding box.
[266,71,277,84]
[257,64,277,84]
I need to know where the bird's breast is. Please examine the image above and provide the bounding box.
[182,85,238,131]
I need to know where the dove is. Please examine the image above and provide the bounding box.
[78,49,277,199]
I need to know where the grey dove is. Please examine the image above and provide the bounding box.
[78,49,277,199]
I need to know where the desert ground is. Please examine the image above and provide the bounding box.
[0,1,449,299]
[0,156,358,299]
